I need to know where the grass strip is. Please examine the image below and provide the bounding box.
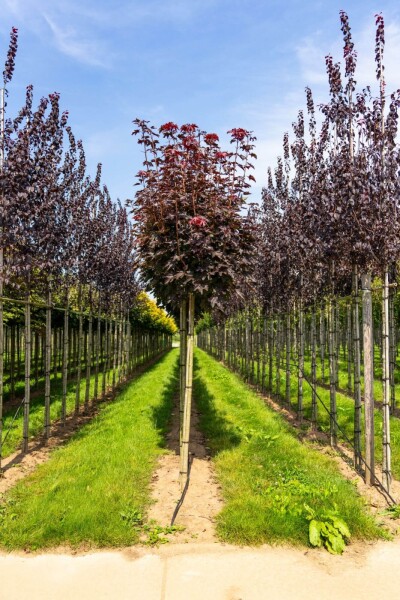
[0,350,179,550]
[265,355,400,480]
[2,355,149,458]
[194,349,384,547]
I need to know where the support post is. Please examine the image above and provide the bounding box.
[180,293,195,491]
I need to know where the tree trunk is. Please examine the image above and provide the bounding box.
[23,294,31,453]
[353,269,362,470]
[328,299,337,447]
[179,299,187,450]
[311,307,317,428]
[298,303,304,421]
[44,289,52,438]
[382,270,391,492]
[361,272,375,485]
[286,312,291,406]
[75,292,83,414]
[180,293,195,491]
[61,300,69,424]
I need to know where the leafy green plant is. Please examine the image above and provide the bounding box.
[381,504,400,519]
[120,508,143,529]
[141,523,184,546]
[305,505,351,554]
[237,426,279,446]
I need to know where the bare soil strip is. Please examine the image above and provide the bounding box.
[147,394,223,543]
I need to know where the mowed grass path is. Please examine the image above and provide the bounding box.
[0,350,179,550]
[194,349,383,547]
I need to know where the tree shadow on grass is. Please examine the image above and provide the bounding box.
[192,355,242,456]
[150,354,180,447]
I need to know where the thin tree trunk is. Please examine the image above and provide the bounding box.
[61,299,69,424]
[23,293,31,453]
[298,302,304,422]
[75,291,83,414]
[328,299,337,447]
[180,293,195,491]
[44,289,52,438]
[389,284,396,413]
[382,270,391,492]
[311,306,317,428]
[275,316,281,399]
[320,308,326,384]
[346,302,352,392]
[85,309,92,413]
[353,269,362,470]
[179,299,187,450]
[361,272,375,485]
[94,302,101,400]
[10,324,15,401]
[286,312,291,406]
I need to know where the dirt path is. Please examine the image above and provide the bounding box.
[147,393,223,543]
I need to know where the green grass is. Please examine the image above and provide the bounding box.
[259,351,400,481]
[1,355,149,458]
[194,349,384,547]
[0,350,179,550]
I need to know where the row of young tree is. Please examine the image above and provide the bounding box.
[0,30,176,466]
[196,12,400,497]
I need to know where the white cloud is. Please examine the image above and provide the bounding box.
[43,14,112,68]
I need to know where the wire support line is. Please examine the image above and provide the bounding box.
[170,453,193,527]
[203,346,397,506]
[0,395,25,455]
[285,358,397,506]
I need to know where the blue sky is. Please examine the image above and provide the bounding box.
[1,0,400,203]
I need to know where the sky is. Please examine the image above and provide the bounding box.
[1,0,400,204]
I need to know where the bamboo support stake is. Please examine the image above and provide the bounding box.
[286,312,291,406]
[23,294,31,453]
[102,319,108,397]
[382,270,392,492]
[261,317,266,393]
[346,302,352,392]
[298,303,304,422]
[353,270,362,470]
[10,324,15,401]
[61,297,69,424]
[84,310,92,413]
[94,302,101,400]
[180,293,194,492]
[275,316,281,399]
[75,288,83,414]
[361,272,375,485]
[328,299,337,446]
[179,299,187,450]
[389,286,396,413]
[311,307,317,428]
[44,289,52,438]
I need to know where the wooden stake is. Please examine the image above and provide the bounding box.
[361,272,375,485]
[44,289,52,438]
[179,299,187,450]
[180,293,194,492]
[23,293,31,453]
[353,269,362,469]
[382,270,392,492]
